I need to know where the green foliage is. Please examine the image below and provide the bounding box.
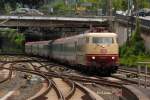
[132,0,150,9]
[40,0,74,15]
[0,28,25,52]
[142,0,150,8]
[113,0,122,11]
[1,0,150,15]
[120,55,150,66]
[130,18,145,55]
[14,34,25,47]
[5,3,13,14]
[120,17,150,66]
[121,0,128,11]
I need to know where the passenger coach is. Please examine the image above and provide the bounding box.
[25,32,119,75]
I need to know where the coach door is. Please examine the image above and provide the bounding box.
[76,38,85,65]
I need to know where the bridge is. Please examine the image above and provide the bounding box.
[1,15,150,30]
[115,14,150,30]
[0,16,111,28]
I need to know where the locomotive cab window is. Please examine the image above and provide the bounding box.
[92,37,114,44]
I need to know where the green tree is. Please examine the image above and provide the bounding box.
[113,0,122,11]
[0,1,5,14]
[0,28,25,51]
[14,34,25,47]
[121,0,128,11]
[120,17,145,57]
[131,18,145,54]
[5,3,12,14]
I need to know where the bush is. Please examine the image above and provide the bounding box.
[120,17,150,66]
[0,28,25,53]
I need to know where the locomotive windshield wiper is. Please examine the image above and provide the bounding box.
[95,43,101,49]
[95,43,106,48]
[96,43,100,46]
[96,43,104,46]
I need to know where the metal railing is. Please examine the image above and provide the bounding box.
[137,62,150,88]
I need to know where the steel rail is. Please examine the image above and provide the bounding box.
[0,66,52,100]
[62,79,76,100]
[118,68,150,78]
[74,82,104,100]
[0,55,121,100]
[62,78,104,100]
[41,71,123,88]
[115,68,150,86]
[10,62,123,88]
[0,63,14,83]
[0,60,49,63]
[67,76,122,88]
[51,80,65,100]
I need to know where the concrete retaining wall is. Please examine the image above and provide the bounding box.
[114,22,150,51]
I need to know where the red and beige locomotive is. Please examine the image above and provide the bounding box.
[25,29,119,75]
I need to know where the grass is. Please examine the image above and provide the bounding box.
[0,47,24,54]
[119,17,150,67]
[120,55,150,67]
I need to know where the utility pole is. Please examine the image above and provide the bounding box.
[75,0,78,12]
[127,0,134,16]
[127,0,134,43]
[65,0,68,5]
[106,0,109,16]
[108,0,113,32]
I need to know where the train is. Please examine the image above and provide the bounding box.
[25,31,119,75]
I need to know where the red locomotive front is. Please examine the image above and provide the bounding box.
[84,33,119,74]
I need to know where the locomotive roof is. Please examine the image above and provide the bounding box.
[61,32,117,39]
[58,33,117,39]
[54,32,117,43]
[83,32,117,37]
[25,32,117,44]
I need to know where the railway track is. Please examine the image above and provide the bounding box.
[1,55,150,100]
[0,65,51,99]
[0,55,110,100]
[112,67,150,87]
[0,63,14,83]
[0,63,103,100]
[26,62,123,89]
[118,67,150,76]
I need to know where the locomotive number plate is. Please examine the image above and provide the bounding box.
[100,49,107,54]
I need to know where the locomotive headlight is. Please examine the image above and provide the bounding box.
[92,56,95,60]
[112,56,115,60]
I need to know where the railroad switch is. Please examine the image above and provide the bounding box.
[23,74,32,79]
[126,73,139,78]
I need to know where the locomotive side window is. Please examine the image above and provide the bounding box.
[77,37,86,52]
[92,37,114,44]
[86,37,89,43]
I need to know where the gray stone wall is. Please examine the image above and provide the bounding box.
[114,22,128,46]
[114,22,150,52]
[141,33,150,51]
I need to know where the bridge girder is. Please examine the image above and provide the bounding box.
[0,16,109,28]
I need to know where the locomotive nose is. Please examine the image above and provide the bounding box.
[86,54,119,67]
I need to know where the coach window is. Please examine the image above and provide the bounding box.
[86,37,89,43]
